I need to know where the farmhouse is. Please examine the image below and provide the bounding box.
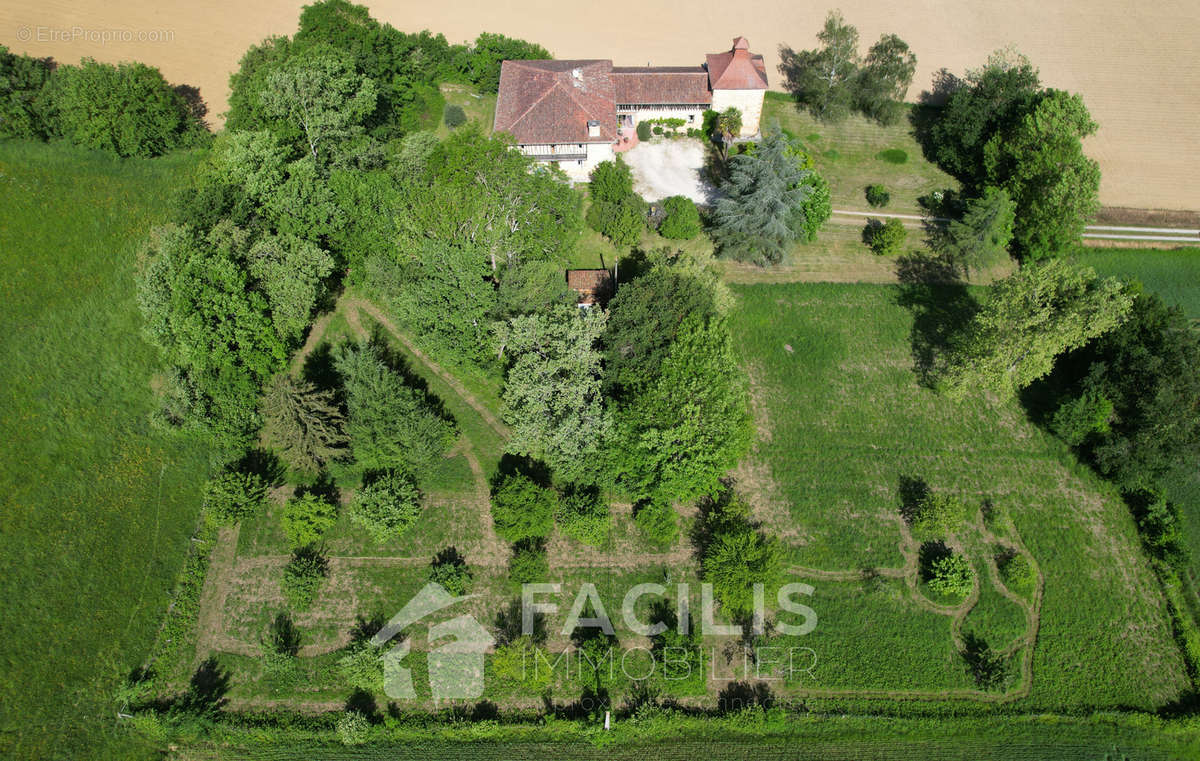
[493,37,768,178]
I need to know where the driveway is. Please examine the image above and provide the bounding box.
[622,138,717,205]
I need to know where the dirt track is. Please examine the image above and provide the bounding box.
[2,0,1198,210]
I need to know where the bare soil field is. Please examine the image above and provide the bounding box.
[2,0,1197,209]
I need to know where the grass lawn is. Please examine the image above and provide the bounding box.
[1071,245,1200,319]
[761,92,958,214]
[436,83,497,138]
[728,282,1190,711]
[0,140,215,760]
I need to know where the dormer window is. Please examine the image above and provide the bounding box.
[587,120,600,138]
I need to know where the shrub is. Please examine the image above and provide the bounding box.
[280,492,338,548]
[928,553,973,598]
[490,636,552,691]
[281,547,329,610]
[203,470,268,525]
[443,104,466,128]
[652,126,663,135]
[509,539,549,584]
[261,612,301,690]
[38,59,205,157]
[589,159,635,203]
[336,710,370,746]
[429,547,472,595]
[636,121,652,141]
[0,46,52,138]
[586,198,645,246]
[907,490,968,538]
[876,149,908,164]
[350,469,422,542]
[658,195,702,240]
[556,487,610,546]
[866,218,907,256]
[997,551,1036,594]
[633,497,678,548]
[490,473,556,543]
[865,184,891,207]
[337,642,384,691]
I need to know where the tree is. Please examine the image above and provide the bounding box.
[942,260,1132,397]
[350,469,422,542]
[281,547,329,609]
[0,45,52,138]
[247,234,335,344]
[778,12,860,123]
[204,470,268,525]
[713,131,816,265]
[443,104,466,128]
[589,158,635,203]
[714,107,743,160]
[496,306,612,484]
[336,710,370,746]
[429,547,472,594]
[259,50,378,166]
[658,195,702,240]
[702,494,781,620]
[281,492,338,548]
[866,218,906,255]
[556,486,611,546]
[490,473,555,543]
[392,240,498,363]
[998,551,1036,594]
[926,48,1043,182]
[459,32,551,93]
[337,642,384,691]
[1045,288,1200,490]
[633,496,678,548]
[613,313,752,503]
[982,90,1100,260]
[508,539,549,584]
[942,187,1015,278]
[334,340,457,478]
[854,34,917,125]
[927,553,973,598]
[865,184,890,207]
[587,159,646,246]
[907,490,968,538]
[36,58,204,156]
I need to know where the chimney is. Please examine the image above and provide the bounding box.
[587,119,600,138]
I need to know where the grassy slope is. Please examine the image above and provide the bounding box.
[728,282,1190,710]
[0,141,214,760]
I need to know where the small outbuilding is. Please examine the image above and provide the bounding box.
[566,269,615,307]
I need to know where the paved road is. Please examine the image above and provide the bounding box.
[830,209,1200,244]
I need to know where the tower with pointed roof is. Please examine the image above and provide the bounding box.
[706,36,769,136]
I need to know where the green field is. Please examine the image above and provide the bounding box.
[0,141,215,760]
[728,282,1190,710]
[1072,246,1200,318]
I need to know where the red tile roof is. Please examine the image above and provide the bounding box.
[566,269,614,305]
[493,60,617,145]
[706,37,768,90]
[612,67,712,105]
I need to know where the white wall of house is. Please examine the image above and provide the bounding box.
[521,141,614,182]
[626,106,707,129]
[711,89,765,135]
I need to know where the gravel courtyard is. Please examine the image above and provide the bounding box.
[622,139,717,205]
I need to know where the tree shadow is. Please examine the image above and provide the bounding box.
[960,631,1008,689]
[917,540,952,582]
[267,612,302,657]
[368,330,456,427]
[173,83,209,125]
[302,342,342,395]
[176,657,231,716]
[348,611,387,645]
[294,472,340,505]
[235,448,286,487]
[717,681,774,713]
[345,688,379,720]
[895,256,978,387]
[494,596,547,646]
[491,453,554,490]
[897,475,930,524]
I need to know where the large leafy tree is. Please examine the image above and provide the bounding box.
[1045,288,1200,490]
[334,341,457,478]
[496,306,612,485]
[36,58,204,157]
[458,32,551,93]
[778,11,860,123]
[0,45,52,138]
[778,12,915,125]
[259,50,378,167]
[700,492,781,620]
[137,223,287,448]
[942,260,1132,397]
[713,131,816,265]
[926,49,1043,182]
[392,240,497,363]
[248,233,335,344]
[613,313,752,503]
[854,34,917,125]
[982,90,1100,260]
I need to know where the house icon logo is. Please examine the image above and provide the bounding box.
[370,583,494,700]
